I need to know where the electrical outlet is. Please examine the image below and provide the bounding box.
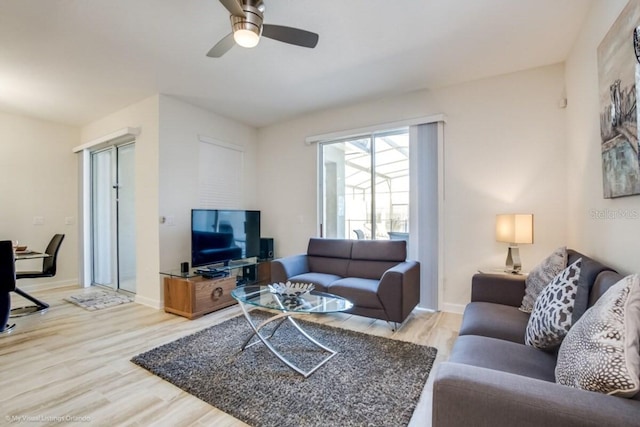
[65,216,75,225]
[33,216,44,225]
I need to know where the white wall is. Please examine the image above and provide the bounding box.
[79,94,258,308]
[157,95,259,273]
[432,65,568,310]
[565,0,639,274]
[258,64,568,311]
[0,112,80,288]
[80,95,161,307]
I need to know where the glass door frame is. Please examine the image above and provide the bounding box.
[115,143,136,293]
[317,127,409,241]
[90,146,117,289]
[89,141,136,292]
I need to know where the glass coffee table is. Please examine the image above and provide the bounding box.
[231,284,353,378]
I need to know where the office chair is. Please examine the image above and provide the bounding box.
[12,234,64,317]
[0,240,16,333]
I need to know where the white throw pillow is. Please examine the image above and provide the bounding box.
[520,247,568,313]
[555,274,640,398]
[525,259,582,350]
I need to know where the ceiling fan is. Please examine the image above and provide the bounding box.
[207,0,319,58]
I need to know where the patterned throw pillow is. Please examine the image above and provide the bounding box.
[520,247,567,313]
[555,274,640,398]
[525,259,582,350]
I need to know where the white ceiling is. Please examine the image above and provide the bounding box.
[0,0,593,128]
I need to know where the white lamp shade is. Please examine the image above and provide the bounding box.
[496,214,533,244]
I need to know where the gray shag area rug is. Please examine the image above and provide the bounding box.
[64,290,134,311]
[131,310,437,427]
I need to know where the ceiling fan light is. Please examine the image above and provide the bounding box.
[234,28,260,48]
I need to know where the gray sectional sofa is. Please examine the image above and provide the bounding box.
[271,238,420,328]
[432,249,640,426]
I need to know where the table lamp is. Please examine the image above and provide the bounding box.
[495,214,533,273]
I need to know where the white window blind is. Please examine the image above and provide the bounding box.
[198,136,244,208]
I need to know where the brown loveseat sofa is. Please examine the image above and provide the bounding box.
[432,249,640,426]
[271,238,420,329]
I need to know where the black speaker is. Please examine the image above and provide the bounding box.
[259,237,274,260]
[242,265,256,283]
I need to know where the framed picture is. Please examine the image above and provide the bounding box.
[598,0,640,198]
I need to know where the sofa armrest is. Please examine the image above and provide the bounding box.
[270,254,309,283]
[432,362,639,427]
[471,273,526,307]
[378,260,420,323]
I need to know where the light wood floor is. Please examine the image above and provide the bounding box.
[1,285,462,426]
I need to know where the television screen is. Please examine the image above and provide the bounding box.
[191,209,261,267]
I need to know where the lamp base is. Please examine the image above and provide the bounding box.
[505,245,522,274]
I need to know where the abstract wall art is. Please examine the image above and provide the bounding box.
[598,0,640,198]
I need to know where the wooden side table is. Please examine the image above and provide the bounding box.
[477,267,529,277]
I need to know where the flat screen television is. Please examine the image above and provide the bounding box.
[191,209,261,267]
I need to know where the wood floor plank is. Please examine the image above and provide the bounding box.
[0,285,461,426]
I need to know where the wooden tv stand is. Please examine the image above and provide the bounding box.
[162,261,271,319]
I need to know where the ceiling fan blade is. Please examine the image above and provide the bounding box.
[218,0,246,17]
[262,24,319,48]
[207,33,235,58]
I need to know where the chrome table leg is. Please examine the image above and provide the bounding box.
[236,302,337,378]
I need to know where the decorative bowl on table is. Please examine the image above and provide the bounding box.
[14,245,27,252]
[268,281,315,309]
[268,281,315,297]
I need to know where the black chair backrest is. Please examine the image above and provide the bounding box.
[42,234,64,276]
[0,240,16,292]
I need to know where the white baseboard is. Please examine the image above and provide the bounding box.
[440,302,466,314]
[18,279,79,292]
[134,294,162,310]
[414,306,437,313]
[417,302,467,314]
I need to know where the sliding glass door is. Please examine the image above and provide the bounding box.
[320,129,409,242]
[116,144,136,292]
[91,149,114,287]
[91,143,136,293]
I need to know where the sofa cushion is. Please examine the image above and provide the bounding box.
[346,240,406,279]
[328,277,383,309]
[449,335,557,382]
[525,259,582,350]
[566,250,616,322]
[288,272,343,293]
[306,238,352,277]
[556,274,640,398]
[307,256,350,278]
[307,238,353,258]
[347,259,402,280]
[520,247,567,313]
[589,270,625,307]
[459,302,529,344]
[350,239,406,262]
